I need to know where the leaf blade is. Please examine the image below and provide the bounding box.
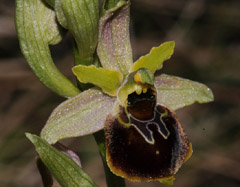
[154,74,214,110]
[56,0,99,65]
[26,133,97,187]
[15,0,80,98]
[41,88,116,144]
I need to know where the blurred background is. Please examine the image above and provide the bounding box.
[0,0,240,186]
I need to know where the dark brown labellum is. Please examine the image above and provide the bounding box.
[105,90,192,182]
[127,90,170,143]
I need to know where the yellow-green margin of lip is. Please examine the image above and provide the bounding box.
[117,68,155,106]
[72,65,123,96]
[184,142,193,163]
[117,114,132,128]
[106,147,176,185]
[158,176,176,185]
[111,102,132,128]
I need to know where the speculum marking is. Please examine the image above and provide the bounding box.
[129,106,170,144]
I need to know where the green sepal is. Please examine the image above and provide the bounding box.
[15,0,80,98]
[154,74,214,110]
[55,0,99,65]
[73,65,123,96]
[130,41,175,73]
[97,1,133,75]
[26,133,97,187]
[41,88,116,144]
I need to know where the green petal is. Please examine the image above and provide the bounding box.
[97,1,133,75]
[15,0,80,98]
[130,41,175,73]
[41,88,116,144]
[73,65,123,96]
[26,133,97,187]
[55,0,99,65]
[154,74,214,110]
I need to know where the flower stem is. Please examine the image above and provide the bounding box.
[73,35,124,186]
[94,130,125,187]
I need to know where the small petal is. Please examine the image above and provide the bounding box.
[73,65,123,96]
[41,88,116,144]
[154,74,214,110]
[130,41,175,73]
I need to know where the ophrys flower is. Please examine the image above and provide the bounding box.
[40,2,213,185]
[41,40,212,185]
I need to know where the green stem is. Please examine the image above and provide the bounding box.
[73,0,128,184]
[74,44,125,186]
[94,130,125,187]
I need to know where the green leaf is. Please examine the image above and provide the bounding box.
[26,133,97,187]
[15,0,80,98]
[55,0,99,65]
[54,143,82,167]
[130,41,175,73]
[102,0,126,11]
[73,65,123,96]
[41,88,116,144]
[44,0,55,8]
[36,157,53,187]
[97,2,133,75]
[154,74,214,110]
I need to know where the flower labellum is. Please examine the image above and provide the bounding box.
[105,69,192,185]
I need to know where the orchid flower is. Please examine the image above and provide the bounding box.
[38,2,213,185]
[16,0,213,186]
